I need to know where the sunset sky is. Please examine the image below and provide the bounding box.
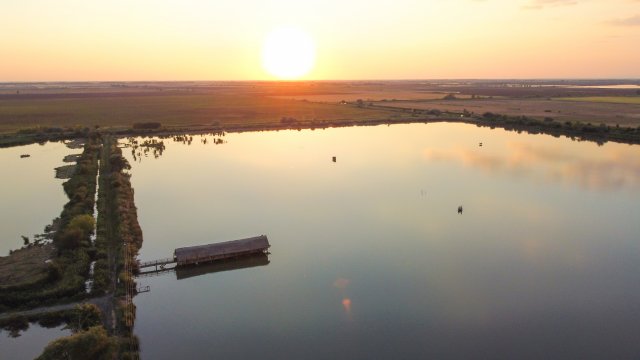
[1,0,639,81]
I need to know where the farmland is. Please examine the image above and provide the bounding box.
[0,92,398,134]
[556,96,640,105]
[0,80,638,140]
[377,97,640,127]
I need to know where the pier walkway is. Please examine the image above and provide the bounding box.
[137,235,270,272]
[138,258,175,271]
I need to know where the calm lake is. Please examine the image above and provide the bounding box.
[0,142,75,256]
[0,324,70,360]
[125,123,637,359]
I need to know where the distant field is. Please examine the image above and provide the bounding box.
[1,81,639,134]
[556,96,640,105]
[269,91,472,102]
[0,93,403,133]
[377,98,640,127]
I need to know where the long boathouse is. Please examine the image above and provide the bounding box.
[138,235,271,272]
[174,235,270,266]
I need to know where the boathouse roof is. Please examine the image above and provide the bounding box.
[174,235,270,264]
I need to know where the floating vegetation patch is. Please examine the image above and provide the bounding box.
[63,154,82,163]
[54,165,76,179]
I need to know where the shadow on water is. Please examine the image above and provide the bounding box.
[175,253,270,280]
[136,253,270,281]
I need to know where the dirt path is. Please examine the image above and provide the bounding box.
[100,136,118,334]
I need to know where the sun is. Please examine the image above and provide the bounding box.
[262,27,316,80]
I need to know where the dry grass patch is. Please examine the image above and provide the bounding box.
[378,98,640,127]
[556,96,640,105]
[0,93,400,133]
[0,244,55,289]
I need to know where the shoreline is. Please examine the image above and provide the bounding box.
[2,113,639,150]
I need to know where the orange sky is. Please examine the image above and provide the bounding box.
[0,0,639,81]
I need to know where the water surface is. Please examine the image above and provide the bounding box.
[127,123,640,359]
[0,325,71,360]
[0,142,74,255]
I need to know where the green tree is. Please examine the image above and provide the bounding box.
[57,228,84,250]
[109,153,131,172]
[69,304,103,332]
[36,326,114,360]
[69,215,95,235]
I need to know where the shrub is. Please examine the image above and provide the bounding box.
[57,228,84,250]
[47,261,63,281]
[37,311,73,329]
[36,326,114,360]
[68,303,103,332]
[109,154,131,172]
[69,215,95,236]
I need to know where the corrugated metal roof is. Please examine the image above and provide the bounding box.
[174,235,270,262]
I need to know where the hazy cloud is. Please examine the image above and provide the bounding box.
[522,0,580,10]
[523,0,640,10]
[606,14,640,26]
[423,142,640,191]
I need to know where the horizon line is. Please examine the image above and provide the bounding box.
[1,77,640,84]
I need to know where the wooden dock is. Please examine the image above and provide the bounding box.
[137,235,270,272]
[137,258,176,271]
[136,253,270,279]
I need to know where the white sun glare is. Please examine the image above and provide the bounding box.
[262,27,316,79]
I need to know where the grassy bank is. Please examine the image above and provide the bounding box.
[475,112,640,145]
[0,245,55,292]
